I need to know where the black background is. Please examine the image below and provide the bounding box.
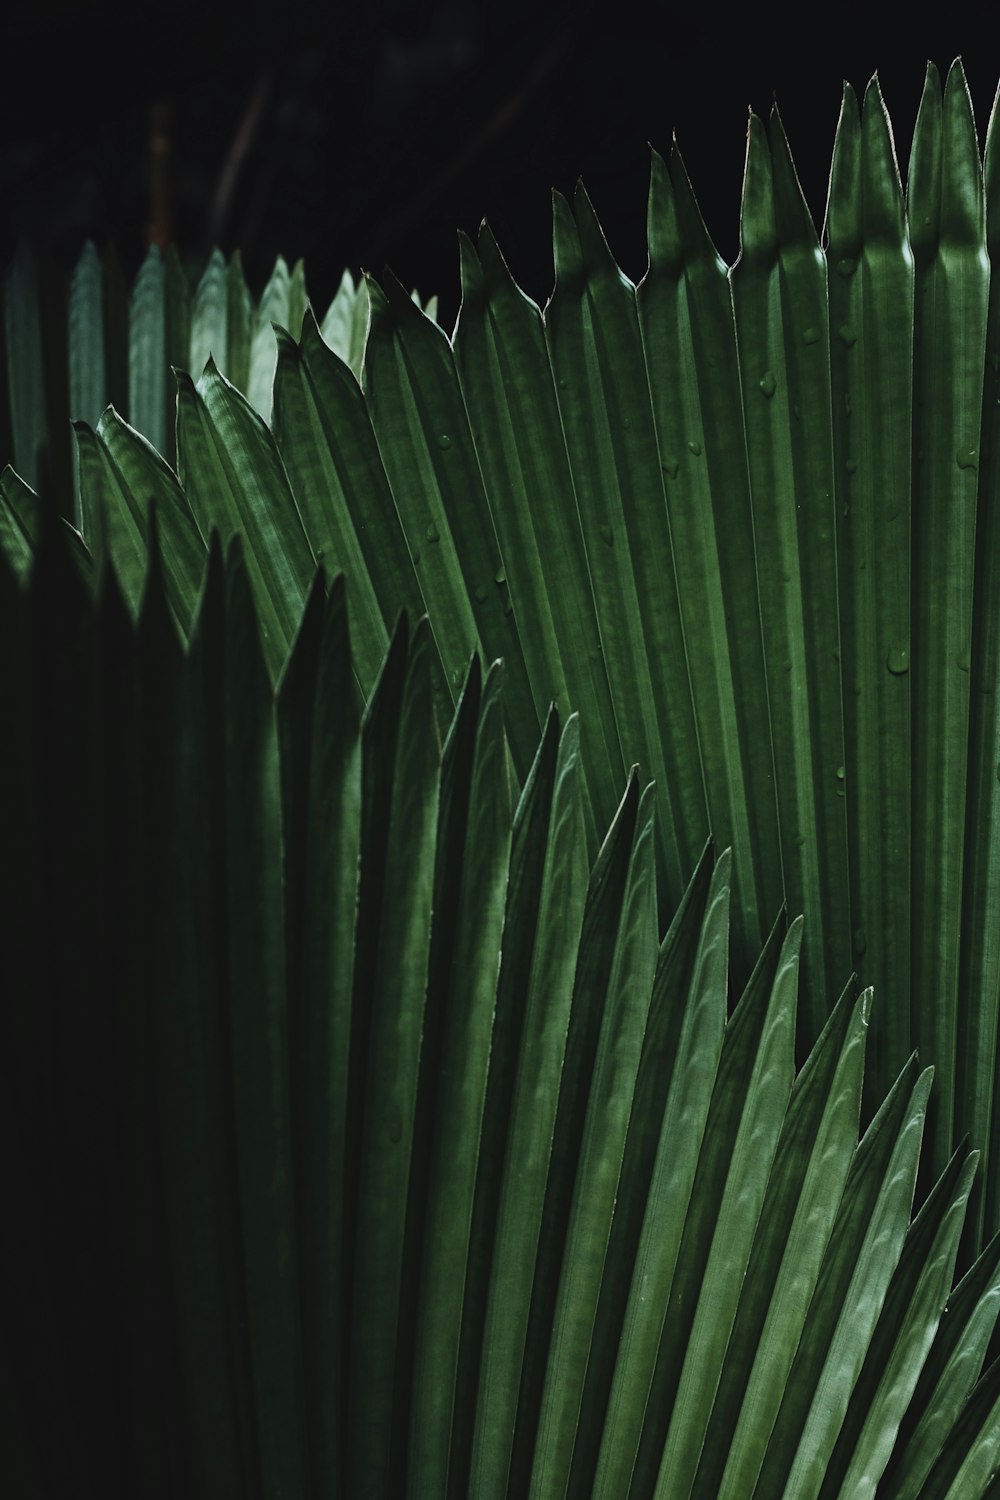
[2,7,996,327]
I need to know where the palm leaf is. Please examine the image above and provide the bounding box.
[5,521,1000,1493]
[5,71,999,1151]
[10,56,1000,1492]
[11,66,1000,1216]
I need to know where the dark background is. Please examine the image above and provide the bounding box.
[2,7,996,328]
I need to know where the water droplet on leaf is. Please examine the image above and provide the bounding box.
[759,371,777,398]
[957,447,978,470]
[426,523,440,543]
[886,646,909,675]
[838,324,857,347]
[802,325,820,345]
[437,433,451,450]
[494,565,506,584]
[688,440,701,456]
[599,523,614,547]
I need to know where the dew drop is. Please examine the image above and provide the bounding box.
[494,565,506,584]
[792,402,800,419]
[958,650,971,673]
[663,457,680,479]
[558,378,567,390]
[474,583,489,602]
[503,596,514,617]
[886,646,909,675]
[688,440,702,456]
[623,417,631,430]
[412,549,421,566]
[836,257,857,278]
[599,523,614,547]
[759,371,777,398]
[802,325,820,345]
[437,433,451,450]
[846,457,858,474]
[836,764,845,781]
[838,323,858,347]
[426,523,440,543]
[957,447,978,470]
[314,547,326,562]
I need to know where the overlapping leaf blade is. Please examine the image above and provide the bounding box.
[907,62,989,1181]
[545,183,708,909]
[362,271,539,775]
[402,657,512,1498]
[732,108,850,1038]
[176,359,315,679]
[960,79,1000,1250]
[653,914,798,1498]
[272,309,430,696]
[464,711,589,1499]
[826,76,914,1109]
[640,144,782,973]
[452,223,623,852]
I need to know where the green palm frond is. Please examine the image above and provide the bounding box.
[4,520,1000,1497]
[9,61,1000,1221]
